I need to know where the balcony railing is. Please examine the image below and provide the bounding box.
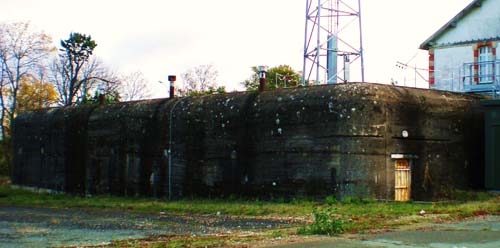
[462,60,500,97]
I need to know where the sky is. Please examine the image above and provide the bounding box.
[0,0,473,98]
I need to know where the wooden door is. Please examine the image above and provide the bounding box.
[395,159,411,201]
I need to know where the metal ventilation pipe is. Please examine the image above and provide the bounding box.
[98,94,105,105]
[168,75,176,98]
[257,65,268,92]
[97,86,105,105]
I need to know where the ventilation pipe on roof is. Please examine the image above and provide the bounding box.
[168,75,176,98]
[257,66,268,92]
[98,94,105,105]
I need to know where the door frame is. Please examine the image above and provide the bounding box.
[391,154,418,202]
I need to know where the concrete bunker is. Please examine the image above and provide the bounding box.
[12,83,485,201]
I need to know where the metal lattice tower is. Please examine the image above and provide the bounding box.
[302,0,365,85]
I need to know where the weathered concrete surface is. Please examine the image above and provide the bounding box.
[12,83,485,200]
[274,215,500,248]
[11,106,95,193]
[0,205,291,248]
[481,99,500,190]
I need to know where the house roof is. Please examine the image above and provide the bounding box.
[419,0,485,50]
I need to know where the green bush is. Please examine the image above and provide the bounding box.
[298,207,344,236]
[325,195,337,204]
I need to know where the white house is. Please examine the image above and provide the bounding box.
[420,0,500,94]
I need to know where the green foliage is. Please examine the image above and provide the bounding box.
[325,195,337,204]
[298,207,344,236]
[0,184,315,217]
[271,231,286,238]
[243,65,303,91]
[340,196,376,204]
[57,32,117,106]
[361,197,376,204]
[341,196,361,204]
[290,197,315,205]
[80,90,120,105]
[60,32,97,63]
[1,180,499,237]
[185,86,226,97]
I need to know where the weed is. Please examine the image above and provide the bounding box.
[271,231,283,238]
[361,197,376,204]
[290,197,313,205]
[298,207,344,236]
[0,184,316,217]
[341,197,361,204]
[324,195,337,204]
[1,182,500,237]
[271,197,287,204]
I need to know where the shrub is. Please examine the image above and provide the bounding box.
[298,207,344,236]
[325,195,337,204]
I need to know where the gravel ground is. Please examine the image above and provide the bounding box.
[0,205,295,248]
[4,204,499,248]
[272,215,500,248]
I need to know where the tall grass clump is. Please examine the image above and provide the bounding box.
[298,207,344,236]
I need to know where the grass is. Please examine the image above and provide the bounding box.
[298,207,344,235]
[107,232,287,248]
[1,180,500,246]
[0,183,316,217]
[1,184,499,227]
[308,193,500,233]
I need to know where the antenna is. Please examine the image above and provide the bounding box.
[302,0,365,85]
[395,52,429,87]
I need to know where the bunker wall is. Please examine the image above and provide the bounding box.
[11,83,485,200]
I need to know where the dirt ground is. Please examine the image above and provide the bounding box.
[2,204,500,248]
[268,215,500,248]
[0,205,294,247]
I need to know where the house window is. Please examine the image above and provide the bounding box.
[478,46,493,83]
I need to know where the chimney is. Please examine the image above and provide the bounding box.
[168,75,176,98]
[257,66,268,92]
[98,94,105,105]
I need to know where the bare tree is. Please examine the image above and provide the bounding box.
[79,58,121,102]
[179,64,219,96]
[51,56,117,105]
[0,66,6,139]
[51,32,119,106]
[119,71,152,101]
[0,22,53,139]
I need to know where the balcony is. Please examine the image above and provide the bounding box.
[462,60,500,97]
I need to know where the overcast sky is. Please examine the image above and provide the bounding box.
[1,0,472,98]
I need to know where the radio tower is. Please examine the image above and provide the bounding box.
[302,0,365,85]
